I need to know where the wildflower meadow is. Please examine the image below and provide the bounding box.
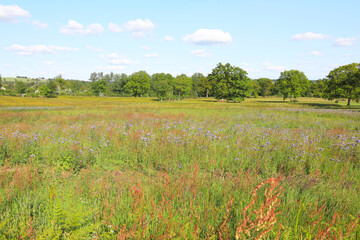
[0,96,360,239]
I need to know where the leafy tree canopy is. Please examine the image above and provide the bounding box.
[209,62,251,102]
[39,81,57,98]
[15,80,27,94]
[198,75,214,98]
[126,71,150,97]
[256,78,274,97]
[151,73,173,100]
[276,70,309,101]
[191,73,203,98]
[173,74,192,100]
[91,78,108,96]
[111,73,129,95]
[251,80,261,97]
[309,79,325,98]
[324,63,360,106]
[54,75,68,93]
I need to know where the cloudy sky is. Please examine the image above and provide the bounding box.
[0,0,359,80]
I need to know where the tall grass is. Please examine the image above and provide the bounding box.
[0,96,359,239]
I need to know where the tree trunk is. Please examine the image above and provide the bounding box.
[206,89,209,98]
[347,98,351,106]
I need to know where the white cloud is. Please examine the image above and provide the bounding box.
[60,20,104,36]
[262,62,285,72]
[0,4,30,22]
[164,36,175,42]
[5,44,78,55]
[291,32,330,41]
[106,53,121,59]
[123,18,154,37]
[32,20,48,29]
[190,49,211,58]
[42,61,55,65]
[334,37,355,46]
[96,53,138,71]
[142,45,151,50]
[124,18,154,32]
[108,19,155,37]
[183,29,232,45]
[108,22,123,33]
[96,65,126,71]
[51,46,78,51]
[102,53,139,65]
[241,62,249,66]
[86,45,103,52]
[109,59,135,65]
[310,51,322,56]
[145,53,159,58]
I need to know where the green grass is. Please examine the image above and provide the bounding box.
[0,96,360,239]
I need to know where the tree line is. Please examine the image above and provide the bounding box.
[1,62,359,105]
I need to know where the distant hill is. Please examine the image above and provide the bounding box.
[2,77,47,83]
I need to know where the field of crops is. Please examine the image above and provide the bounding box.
[0,96,360,239]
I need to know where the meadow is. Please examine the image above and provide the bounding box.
[0,96,360,239]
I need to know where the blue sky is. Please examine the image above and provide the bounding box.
[0,0,359,80]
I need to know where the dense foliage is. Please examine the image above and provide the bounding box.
[126,71,151,97]
[324,63,360,105]
[1,63,359,104]
[150,73,173,100]
[209,63,251,102]
[276,70,309,101]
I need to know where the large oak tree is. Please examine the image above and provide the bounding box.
[324,63,360,106]
[125,71,150,97]
[209,63,251,102]
[276,70,309,101]
[151,73,174,100]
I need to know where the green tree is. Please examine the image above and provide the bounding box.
[89,72,98,82]
[173,74,192,100]
[39,81,57,98]
[209,62,252,102]
[39,85,52,97]
[276,70,309,101]
[104,72,114,83]
[151,73,173,100]
[198,75,214,97]
[47,80,57,94]
[251,80,261,97]
[310,79,325,98]
[324,63,360,106]
[125,71,150,97]
[54,75,68,94]
[15,80,27,94]
[91,78,108,96]
[257,78,274,97]
[68,80,85,93]
[0,74,2,88]
[191,73,203,98]
[110,73,129,95]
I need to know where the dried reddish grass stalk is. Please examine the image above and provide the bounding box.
[236,177,283,240]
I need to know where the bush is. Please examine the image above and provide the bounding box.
[39,85,57,98]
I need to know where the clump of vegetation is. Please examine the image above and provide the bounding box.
[2,62,359,105]
[0,96,360,238]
